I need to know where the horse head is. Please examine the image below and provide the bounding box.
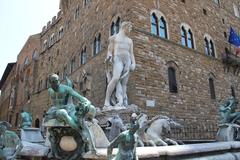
[137,113,149,128]
[168,119,183,129]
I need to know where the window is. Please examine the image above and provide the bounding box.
[43,40,48,50]
[35,119,40,128]
[32,50,38,60]
[84,0,91,7]
[151,13,158,35]
[213,0,220,5]
[231,86,236,97]
[150,12,168,39]
[59,26,64,39]
[203,9,207,15]
[224,32,227,38]
[181,27,187,46]
[81,47,87,65]
[50,33,55,46]
[9,115,12,124]
[63,65,67,79]
[209,78,216,99]
[204,37,215,57]
[70,57,76,73]
[110,17,121,35]
[168,67,178,93]
[93,34,101,55]
[111,22,115,36]
[181,26,194,49]
[15,113,19,127]
[115,17,121,34]
[233,4,240,18]
[74,6,80,19]
[187,30,194,48]
[24,57,29,66]
[159,17,167,38]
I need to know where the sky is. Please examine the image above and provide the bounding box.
[0,0,60,80]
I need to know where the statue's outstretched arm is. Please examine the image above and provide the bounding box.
[68,87,91,107]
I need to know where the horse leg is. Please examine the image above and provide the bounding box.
[147,139,156,146]
[155,137,168,146]
[164,138,178,145]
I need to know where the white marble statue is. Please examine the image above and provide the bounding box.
[104,21,136,109]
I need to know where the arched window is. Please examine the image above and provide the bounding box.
[115,17,121,34]
[59,26,64,39]
[110,17,121,36]
[150,12,168,39]
[15,113,19,127]
[204,38,209,54]
[209,40,215,57]
[231,86,236,97]
[234,4,240,18]
[159,17,167,38]
[81,47,87,65]
[24,57,29,66]
[181,27,187,46]
[187,29,194,49]
[168,67,178,93]
[93,34,101,55]
[70,57,75,73]
[151,13,158,35]
[97,34,101,53]
[204,36,215,57]
[35,119,40,128]
[209,78,216,99]
[93,37,97,55]
[110,22,115,36]
[181,25,194,49]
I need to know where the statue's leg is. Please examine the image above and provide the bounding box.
[231,114,240,123]
[121,74,129,107]
[56,109,79,130]
[165,138,178,145]
[104,59,123,107]
[115,82,123,106]
[121,60,131,107]
[156,138,168,146]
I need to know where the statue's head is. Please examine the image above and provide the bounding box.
[129,113,139,134]
[0,121,11,135]
[121,21,133,33]
[229,96,236,104]
[49,74,60,90]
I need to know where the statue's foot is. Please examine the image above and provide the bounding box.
[103,104,113,111]
[104,102,111,107]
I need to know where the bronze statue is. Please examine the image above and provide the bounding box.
[219,96,240,124]
[20,110,32,129]
[0,121,22,160]
[45,74,97,159]
[107,114,139,160]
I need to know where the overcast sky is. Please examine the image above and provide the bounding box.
[0,0,60,80]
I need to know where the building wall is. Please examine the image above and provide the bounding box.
[0,64,16,122]
[1,0,240,139]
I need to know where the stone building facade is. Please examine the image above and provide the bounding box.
[1,0,240,139]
